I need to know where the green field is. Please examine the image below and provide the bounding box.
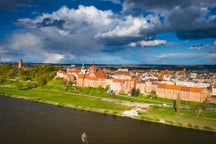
[0,86,130,115]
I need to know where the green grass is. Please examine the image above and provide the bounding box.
[0,86,130,113]
[137,105,216,132]
[44,85,169,104]
[47,78,66,85]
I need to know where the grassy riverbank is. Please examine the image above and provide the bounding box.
[0,86,131,115]
[0,84,216,132]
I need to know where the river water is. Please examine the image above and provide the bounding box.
[0,96,215,144]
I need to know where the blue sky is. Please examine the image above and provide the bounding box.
[0,0,216,64]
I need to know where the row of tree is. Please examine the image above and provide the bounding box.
[0,64,60,87]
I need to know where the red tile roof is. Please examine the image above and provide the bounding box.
[96,69,106,79]
[157,84,202,93]
[189,87,202,93]
[129,77,136,82]
[113,79,124,83]
[89,64,96,70]
[160,69,173,74]
[114,71,128,75]
[78,74,85,78]
[85,76,97,80]
[158,75,163,81]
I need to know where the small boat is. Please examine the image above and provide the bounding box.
[81,132,88,143]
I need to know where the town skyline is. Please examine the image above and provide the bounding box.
[0,0,216,64]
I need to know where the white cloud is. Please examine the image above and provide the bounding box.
[2,4,214,64]
[155,53,202,59]
[0,55,11,62]
[129,40,166,47]
[19,5,156,39]
[189,41,216,53]
[206,53,216,59]
[96,15,150,38]
[9,33,42,50]
[79,54,138,64]
[0,5,163,63]
[44,53,64,63]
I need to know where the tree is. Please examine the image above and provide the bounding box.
[36,76,47,87]
[131,88,136,96]
[135,88,140,96]
[173,92,181,115]
[150,90,157,99]
[0,77,5,84]
[131,88,140,97]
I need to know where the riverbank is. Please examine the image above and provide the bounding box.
[0,85,216,132]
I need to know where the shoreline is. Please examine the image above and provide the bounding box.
[0,85,216,133]
[1,92,215,133]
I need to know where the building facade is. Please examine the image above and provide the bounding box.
[57,63,212,103]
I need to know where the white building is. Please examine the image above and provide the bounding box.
[213,84,216,96]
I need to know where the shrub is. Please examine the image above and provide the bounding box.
[16,83,24,90]
[112,111,118,115]
[131,88,140,97]
[194,125,199,129]
[0,77,5,84]
[203,126,213,131]
[187,123,193,128]
[26,82,38,89]
[166,120,173,124]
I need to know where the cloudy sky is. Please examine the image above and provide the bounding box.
[0,0,216,64]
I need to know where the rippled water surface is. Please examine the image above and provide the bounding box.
[0,96,215,144]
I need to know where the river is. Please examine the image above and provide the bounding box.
[0,96,215,144]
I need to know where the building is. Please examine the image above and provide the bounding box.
[18,59,22,69]
[156,84,210,102]
[212,84,216,96]
[56,62,214,103]
[56,70,75,82]
[77,62,108,88]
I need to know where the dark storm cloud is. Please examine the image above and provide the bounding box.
[0,0,37,11]
[36,18,65,29]
[176,28,216,40]
[123,0,216,39]
[97,36,144,47]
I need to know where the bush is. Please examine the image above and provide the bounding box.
[166,120,173,124]
[0,77,5,84]
[203,126,213,131]
[151,105,160,109]
[16,83,24,90]
[131,88,140,97]
[21,76,29,81]
[26,82,38,89]
[187,123,193,128]
[194,125,199,129]
[147,94,157,99]
[147,90,157,99]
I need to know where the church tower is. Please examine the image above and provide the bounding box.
[18,59,23,69]
[81,62,86,74]
[89,61,96,77]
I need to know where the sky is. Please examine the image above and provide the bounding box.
[0,0,216,64]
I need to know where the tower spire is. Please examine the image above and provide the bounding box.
[82,62,85,70]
